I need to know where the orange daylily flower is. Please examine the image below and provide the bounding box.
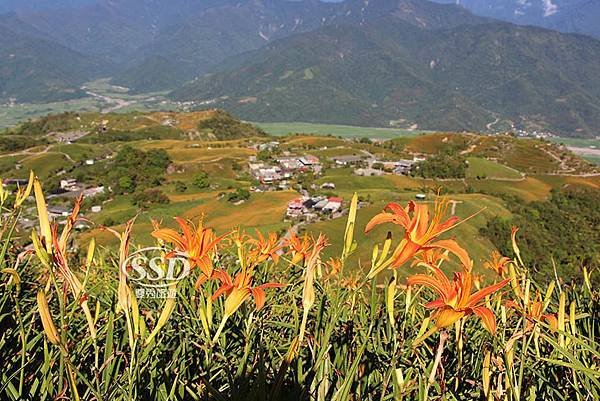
[407,267,510,334]
[212,269,284,316]
[411,247,449,268]
[340,273,362,291]
[152,217,227,280]
[484,251,511,277]
[285,233,314,265]
[365,199,473,271]
[247,230,283,265]
[324,257,342,278]
[506,294,560,332]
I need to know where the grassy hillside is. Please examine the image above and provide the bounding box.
[2,111,598,275]
[3,110,266,144]
[466,157,523,179]
[256,122,427,139]
[0,23,98,102]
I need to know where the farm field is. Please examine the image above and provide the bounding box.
[255,121,427,138]
[466,157,523,179]
[1,111,599,401]
[548,137,600,148]
[2,111,599,272]
[0,79,181,129]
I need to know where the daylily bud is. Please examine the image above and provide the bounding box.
[31,230,50,267]
[37,291,60,346]
[569,301,576,337]
[85,238,96,269]
[14,170,34,208]
[33,177,52,253]
[543,281,555,311]
[558,292,566,347]
[482,350,491,398]
[386,273,396,325]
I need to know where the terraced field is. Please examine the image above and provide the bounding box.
[466,157,523,179]
[256,122,425,139]
[2,111,598,275]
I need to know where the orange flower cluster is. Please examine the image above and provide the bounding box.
[152,217,227,281]
[483,251,511,277]
[365,199,473,270]
[506,294,560,332]
[152,222,287,316]
[366,198,509,335]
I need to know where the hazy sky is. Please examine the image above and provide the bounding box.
[0,0,349,14]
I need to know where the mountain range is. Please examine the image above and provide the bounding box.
[171,18,600,136]
[1,0,600,137]
[431,0,600,39]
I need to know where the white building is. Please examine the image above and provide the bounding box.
[60,179,78,191]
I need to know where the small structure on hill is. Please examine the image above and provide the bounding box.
[323,197,343,213]
[286,198,305,218]
[332,155,363,166]
[60,179,79,191]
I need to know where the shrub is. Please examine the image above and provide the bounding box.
[193,171,210,189]
[227,187,250,202]
[132,189,170,209]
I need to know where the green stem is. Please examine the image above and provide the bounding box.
[212,315,229,344]
[298,308,310,345]
[424,330,449,401]
[13,292,26,396]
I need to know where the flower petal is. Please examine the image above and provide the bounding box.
[425,298,447,309]
[433,308,464,329]
[384,202,411,227]
[467,278,510,307]
[407,274,448,298]
[152,228,185,250]
[391,239,421,268]
[472,306,497,334]
[365,213,400,233]
[212,283,233,301]
[543,314,559,332]
[427,239,472,271]
[224,287,251,317]
[251,287,266,310]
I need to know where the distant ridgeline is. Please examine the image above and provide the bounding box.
[2,0,600,137]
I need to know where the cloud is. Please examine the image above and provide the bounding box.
[542,0,558,17]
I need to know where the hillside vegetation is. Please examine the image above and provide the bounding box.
[2,110,265,149]
[172,20,600,137]
[0,178,598,400]
[1,111,598,282]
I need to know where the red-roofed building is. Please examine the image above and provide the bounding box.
[324,197,343,213]
[286,198,305,218]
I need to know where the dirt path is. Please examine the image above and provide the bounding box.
[85,90,135,113]
[486,117,500,131]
